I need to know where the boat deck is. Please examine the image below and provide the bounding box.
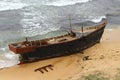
[47,35,77,44]
[9,28,97,49]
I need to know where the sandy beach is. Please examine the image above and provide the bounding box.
[0,27,120,80]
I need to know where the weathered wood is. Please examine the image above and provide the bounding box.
[8,20,107,64]
[34,64,54,74]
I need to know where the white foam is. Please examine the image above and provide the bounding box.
[90,16,106,23]
[0,48,6,51]
[106,29,113,31]
[0,59,19,69]
[46,0,92,6]
[22,22,60,37]
[0,51,19,69]
[0,1,27,11]
[21,9,60,37]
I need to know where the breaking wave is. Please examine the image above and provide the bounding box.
[45,0,92,6]
[90,16,106,23]
[0,1,27,11]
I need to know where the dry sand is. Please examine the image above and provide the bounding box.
[0,28,120,80]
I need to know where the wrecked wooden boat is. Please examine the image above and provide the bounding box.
[8,20,107,64]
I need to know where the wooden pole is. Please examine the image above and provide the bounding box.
[81,26,83,33]
[81,26,84,36]
[26,37,28,42]
[69,15,73,33]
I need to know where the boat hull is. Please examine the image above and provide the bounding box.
[20,25,105,63]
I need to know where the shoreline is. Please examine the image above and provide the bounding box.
[102,27,120,42]
[0,27,120,80]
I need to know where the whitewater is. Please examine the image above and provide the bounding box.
[0,0,120,68]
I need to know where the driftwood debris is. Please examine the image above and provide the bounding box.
[83,56,92,61]
[34,64,54,74]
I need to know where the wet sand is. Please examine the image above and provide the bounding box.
[0,28,120,80]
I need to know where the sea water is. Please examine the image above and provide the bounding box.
[0,0,120,68]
